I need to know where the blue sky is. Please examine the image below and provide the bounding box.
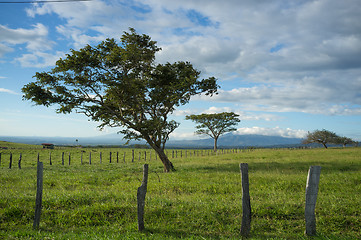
[1,0,361,141]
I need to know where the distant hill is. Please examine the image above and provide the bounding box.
[167,133,303,148]
[0,133,303,148]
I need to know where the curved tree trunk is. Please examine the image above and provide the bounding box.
[322,142,328,149]
[154,146,175,172]
[144,136,175,172]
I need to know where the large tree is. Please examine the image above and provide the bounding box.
[185,112,240,152]
[22,28,218,172]
[302,129,340,149]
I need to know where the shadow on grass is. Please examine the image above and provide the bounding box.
[141,227,235,240]
[184,161,361,174]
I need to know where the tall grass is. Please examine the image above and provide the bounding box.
[0,144,360,239]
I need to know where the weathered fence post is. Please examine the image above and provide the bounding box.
[49,152,52,166]
[33,161,43,230]
[18,153,22,169]
[240,163,251,237]
[100,152,102,164]
[137,164,149,232]
[89,152,92,165]
[62,152,64,165]
[110,152,112,163]
[9,153,12,169]
[132,150,134,162]
[305,166,321,236]
[123,152,126,163]
[117,152,119,163]
[68,152,71,165]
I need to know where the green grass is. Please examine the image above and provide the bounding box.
[0,144,360,239]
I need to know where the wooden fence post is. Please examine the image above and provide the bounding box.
[9,153,12,169]
[18,153,22,169]
[240,163,251,237]
[100,152,102,164]
[33,161,43,229]
[49,152,52,166]
[89,152,92,165]
[110,152,112,163]
[132,150,134,162]
[123,152,126,163]
[117,152,119,163]
[137,164,149,232]
[305,166,321,236]
[62,152,64,165]
[68,152,71,165]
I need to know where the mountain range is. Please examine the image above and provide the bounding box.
[0,133,303,148]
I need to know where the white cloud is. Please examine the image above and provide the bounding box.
[169,131,197,140]
[15,50,65,68]
[204,67,361,115]
[0,88,18,95]
[4,0,360,116]
[0,23,52,51]
[235,126,307,139]
[0,43,13,58]
[0,23,57,67]
[173,106,281,122]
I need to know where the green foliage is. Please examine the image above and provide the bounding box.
[303,129,355,149]
[1,145,361,239]
[22,28,218,172]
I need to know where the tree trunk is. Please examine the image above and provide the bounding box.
[143,136,175,172]
[214,137,218,152]
[156,148,175,172]
[322,142,328,149]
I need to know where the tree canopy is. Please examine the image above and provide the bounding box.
[22,28,219,172]
[185,112,240,151]
[302,129,355,148]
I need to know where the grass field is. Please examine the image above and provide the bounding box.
[0,142,360,239]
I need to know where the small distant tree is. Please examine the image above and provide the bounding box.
[22,28,218,172]
[185,112,240,152]
[336,136,355,148]
[302,129,340,149]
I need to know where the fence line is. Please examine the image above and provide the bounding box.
[0,148,252,168]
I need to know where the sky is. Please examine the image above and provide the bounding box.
[1,0,361,141]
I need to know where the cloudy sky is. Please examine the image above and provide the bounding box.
[1,0,361,141]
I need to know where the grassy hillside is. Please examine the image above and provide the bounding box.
[0,141,42,150]
[0,146,360,239]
